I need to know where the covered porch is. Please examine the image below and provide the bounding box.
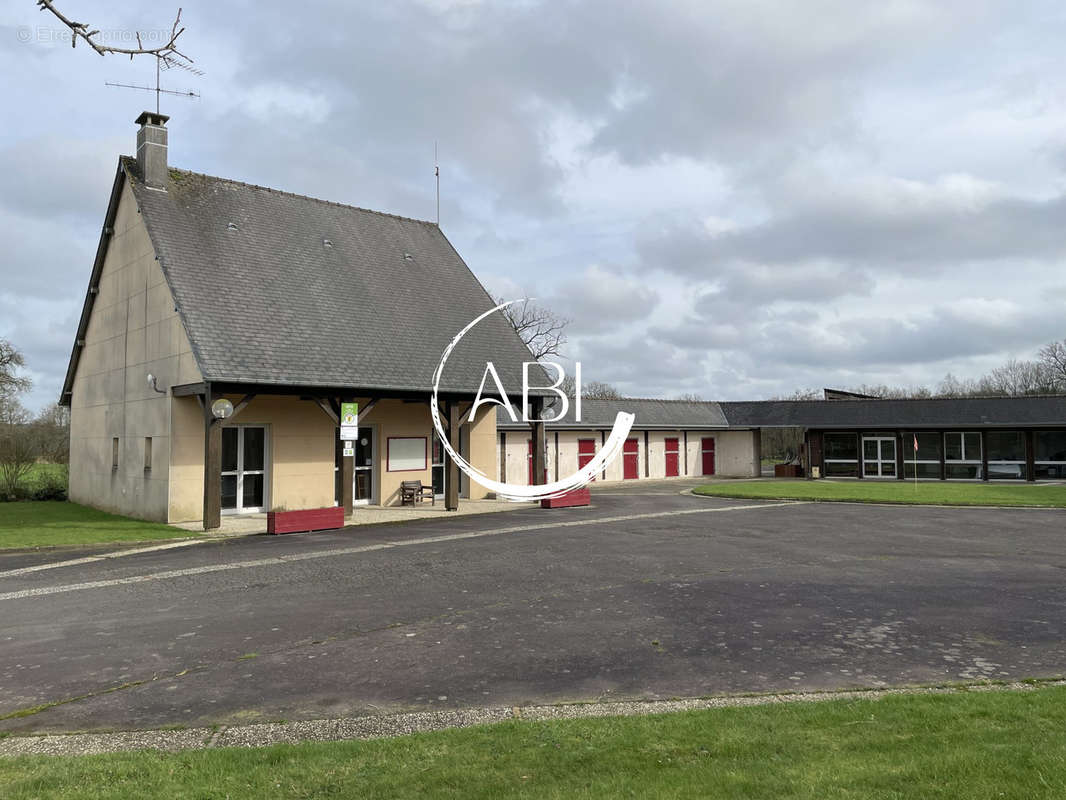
[169,381,549,530]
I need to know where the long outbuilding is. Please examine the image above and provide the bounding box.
[498,395,1066,485]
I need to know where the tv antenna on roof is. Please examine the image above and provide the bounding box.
[106,54,202,114]
[434,140,440,226]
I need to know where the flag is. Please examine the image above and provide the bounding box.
[913,434,919,453]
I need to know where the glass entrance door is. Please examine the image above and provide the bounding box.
[862,437,896,478]
[431,432,445,499]
[221,426,267,513]
[354,427,374,505]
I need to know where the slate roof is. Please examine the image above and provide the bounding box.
[719,396,1066,428]
[496,397,729,429]
[119,157,543,395]
[496,396,1066,430]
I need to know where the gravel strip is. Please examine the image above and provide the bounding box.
[3,680,1063,758]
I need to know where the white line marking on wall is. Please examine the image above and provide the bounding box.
[0,502,803,602]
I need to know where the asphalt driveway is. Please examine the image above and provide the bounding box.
[2,487,1065,733]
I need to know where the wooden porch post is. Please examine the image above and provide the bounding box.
[1025,429,1036,482]
[202,383,222,531]
[340,396,354,515]
[531,396,546,486]
[446,401,460,510]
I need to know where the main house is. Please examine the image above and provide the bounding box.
[60,114,1066,529]
[60,112,549,529]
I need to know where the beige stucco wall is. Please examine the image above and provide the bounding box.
[68,181,202,522]
[169,396,498,521]
[499,427,760,485]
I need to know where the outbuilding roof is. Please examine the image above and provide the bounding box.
[496,397,729,429]
[66,157,543,398]
[496,395,1066,431]
[721,396,1066,428]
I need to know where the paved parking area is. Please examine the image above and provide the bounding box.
[2,487,1065,734]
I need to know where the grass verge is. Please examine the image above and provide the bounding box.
[3,686,1066,798]
[693,479,1066,507]
[0,502,196,550]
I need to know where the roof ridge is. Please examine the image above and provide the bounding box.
[721,394,1066,404]
[122,156,439,228]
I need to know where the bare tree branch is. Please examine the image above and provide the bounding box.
[495,297,569,361]
[36,1,193,64]
[0,339,31,402]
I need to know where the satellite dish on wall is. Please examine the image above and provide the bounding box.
[211,398,234,420]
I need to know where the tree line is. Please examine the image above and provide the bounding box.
[1,338,69,499]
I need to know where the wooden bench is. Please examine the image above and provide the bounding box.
[400,480,435,506]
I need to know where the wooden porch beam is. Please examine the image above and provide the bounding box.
[445,401,461,511]
[202,383,222,531]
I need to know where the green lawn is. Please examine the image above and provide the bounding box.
[3,687,1066,798]
[694,479,1066,508]
[0,502,196,550]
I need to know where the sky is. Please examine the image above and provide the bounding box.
[2,0,1066,411]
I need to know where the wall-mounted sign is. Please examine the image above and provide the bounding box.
[342,445,354,457]
[340,402,359,440]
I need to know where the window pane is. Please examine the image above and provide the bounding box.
[963,433,981,460]
[1035,431,1066,462]
[987,431,1024,462]
[863,462,878,476]
[881,439,895,460]
[882,462,896,476]
[944,433,962,461]
[221,474,237,509]
[824,461,858,477]
[243,428,265,472]
[988,463,1024,480]
[824,434,857,460]
[863,440,878,460]
[915,433,939,461]
[222,428,238,472]
[905,462,941,479]
[356,428,373,468]
[242,473,264,507]
[946,463,981,479]
[1036,463,1066,479]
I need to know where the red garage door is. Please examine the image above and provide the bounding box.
[623,438,639,480]
[527,439,547,484]
[578,438,596,480]
[701,437,716,476]
[665,437,680,477]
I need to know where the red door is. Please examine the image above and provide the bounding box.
[665,437,679,477]
[701,437,716,476]
[527,439,547,484]
[623,438,639,480]
[578,438,596,480]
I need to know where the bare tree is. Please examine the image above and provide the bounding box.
[33,403,70,464]
[0,339,31,403]
[581,381,622,399]
[36,1,192,64]
[977,358,1058,396]
[674,392,705,401]
[1038,340,1066,391]
[495,297,568,361]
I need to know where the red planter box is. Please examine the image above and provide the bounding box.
[267,507,345,534]
[774,464,804,478]
[540,488,591,509]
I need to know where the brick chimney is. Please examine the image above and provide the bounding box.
[135,111,169,190]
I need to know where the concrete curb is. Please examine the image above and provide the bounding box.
[3,679,1064,758]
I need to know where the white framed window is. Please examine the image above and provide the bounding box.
[944,432,982,480]
[902,432,940,480]
[823,433,859,477]
[986,430,1025,480]
[1035,430,1066,480]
